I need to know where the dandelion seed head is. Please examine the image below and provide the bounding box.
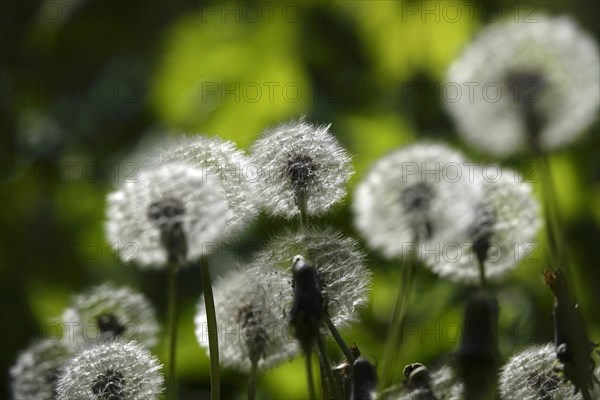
[105,162,231,267]
[498,343,596,400]
[353,142,481,259]
[252,227,371,329]
[148,135,258,235]
[61,283,159,348]
[250,119,353,218]
[194,268,297,372]
[424,169,541,283]
[10,340,73,400]
[446,15,600,156]
[55,341,163,400]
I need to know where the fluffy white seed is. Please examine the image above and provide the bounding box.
[105,162,231,268]
[250,118,353,218]
[353,142,482,260]
[194,268,298,372]
[55,340,164,400]
[10,339,73,400]
[61,283,159,348]
[147,135,258,236]
[423,168,541,283]
[445,15,600,156]
[499,343,599,400]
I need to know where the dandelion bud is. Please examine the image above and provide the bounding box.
[105,162,231,268]
[252,227,371,329]
[354,142,481,259]
[456,291,500,400]
[544,269,597,397]
[148,135,258,236]
[395,365,464,400]
[55,340,164,400]
[61,283,159,348]
[445,15,600,156]
[290,256,324,352]
[351,357,378,400]
[10,339,73,400]
[194,268,297,372]
[250,118,353,218]
[403,363,436,398]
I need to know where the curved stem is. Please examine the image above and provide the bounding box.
[247,360,258,400]
[317,333,342,400]
[325,316,355,365]
[304,351,317,400]
[201,257,220,400]
[167,261,179,400]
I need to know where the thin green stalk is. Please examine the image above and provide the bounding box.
[201,256,220,400]
[325,316,355,365]
[304,351,317,400]
[167,260,179,400]
[538,153,566,267]
[317,333,342,400]
[318,351,330,400]
[379,252,417,391]
[247,360,258,400]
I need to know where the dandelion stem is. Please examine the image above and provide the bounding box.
[476,255,487,289]
[318,349,330,400]
[325,316,355,365]
[297,189,309,227]
[317,333,342,400]
[538,153,566,267]
[379,251,417,391]
[247,360,258,400]
[304,351,317,400]
[201,256,221,400]
[167,260,179,400]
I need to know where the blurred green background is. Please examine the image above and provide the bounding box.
[1,1,599,399]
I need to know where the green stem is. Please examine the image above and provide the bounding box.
[325,316,355,365]
[304,351,317,400]
[317,333,342,400]
[201,256,220,400]
[167,261,179,400]
[538,153,565,267]
[379,252,417,391]
[247,360,258,400]
[318,351,330,400]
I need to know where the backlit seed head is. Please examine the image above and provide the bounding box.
[499,343,597,400]
[194,268,298,372]
[423,168,541,283]
[446,15,600,156]
[105,162,231,268]
[354,142,482,259]
[148,135,258,235]
[55,341,163,400]
[251,118,353,218]
[10,339,73,400]
[61,283,159,348]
